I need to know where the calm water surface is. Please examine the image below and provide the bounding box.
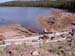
[0,7,54,32]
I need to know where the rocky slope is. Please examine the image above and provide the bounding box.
[40,9,75,32]
[0,23,35,40]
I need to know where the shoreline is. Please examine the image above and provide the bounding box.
[40,8,75,32]
[0,6,74,13]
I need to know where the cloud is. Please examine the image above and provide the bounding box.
[0,0,13,3]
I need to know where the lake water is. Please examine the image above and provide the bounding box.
[0,7,53,32]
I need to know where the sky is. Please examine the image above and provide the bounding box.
[0,0,72,3]
[0,0,13,3]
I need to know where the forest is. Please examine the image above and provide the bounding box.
[0,1,75,11]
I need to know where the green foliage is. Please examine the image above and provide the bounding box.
[0,1,75,11]
[0,48,5,55]
[51,48,60,54]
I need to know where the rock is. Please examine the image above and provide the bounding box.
[40,9,75,32]
[0,23,36,40]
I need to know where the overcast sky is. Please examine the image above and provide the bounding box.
[0,0,71,3]
[0,0,13,3]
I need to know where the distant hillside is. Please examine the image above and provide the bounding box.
[0,1,75,11]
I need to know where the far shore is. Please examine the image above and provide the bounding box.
[0,1,74,12]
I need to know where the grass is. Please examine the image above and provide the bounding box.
[0,48,5,55]
[0,38,75,56]
[51,48,60,54]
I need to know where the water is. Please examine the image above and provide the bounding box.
[0,7,53,32]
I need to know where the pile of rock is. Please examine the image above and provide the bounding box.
[40,9,75,32]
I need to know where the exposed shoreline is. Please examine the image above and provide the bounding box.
[40,9,75,32]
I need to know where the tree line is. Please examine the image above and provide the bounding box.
[0,1,75,11]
